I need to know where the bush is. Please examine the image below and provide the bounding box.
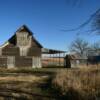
[52,68,100,100]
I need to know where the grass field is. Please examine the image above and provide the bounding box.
[0,68,58,100]
[0,67,99,100]
[52,67,100,100]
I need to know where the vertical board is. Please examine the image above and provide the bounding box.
[15,57,32,68]
[32,57,42,68]
[0,48,2,56]
[0,57,7,68]
[7,56,15,68]
[38,57,42,68]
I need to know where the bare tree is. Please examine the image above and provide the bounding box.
[70,38,89,57]
[63,0,100,35]
[92,12,100,34]
[91,41,100,50]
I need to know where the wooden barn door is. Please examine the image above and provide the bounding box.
[7,56,15,68]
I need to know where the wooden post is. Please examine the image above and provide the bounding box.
[56,53,57,66]
[50,54,51,66]
[59,52,60,66]
[63,53,66,67]
[53,53,55,66]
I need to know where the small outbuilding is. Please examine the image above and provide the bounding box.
[64,54,88,68]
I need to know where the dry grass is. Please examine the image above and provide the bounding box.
[0,75,48,82]
[0,68,52,100]
[0,67,100,100]
[52,67,100,100]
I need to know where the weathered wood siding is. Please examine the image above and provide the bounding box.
[32,57,41,68]
[28,47,41,57]
[16,32,32,47]
[0,57,7,68]
[7,56,15,68]
[2,46,20,56]
[15,57,32,68]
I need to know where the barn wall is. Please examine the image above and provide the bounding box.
[0,56,42,68]
[1,45,41,57]
[2,46,20,56]
[70,59,87,68]
[7,56,15,68]
[28,47,41,57]
[0,57,7,68]
[15,56,42,68]
[0,45,42,68]
[32,57,42,68]
[16,32,32,47]
[0,48,2,56]
[15,57,32,68]
[31,40,40,47]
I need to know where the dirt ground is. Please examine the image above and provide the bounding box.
[0,69,56,100]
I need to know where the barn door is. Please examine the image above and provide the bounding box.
[7,56,15,68]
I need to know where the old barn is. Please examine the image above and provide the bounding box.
[0,25,43,68]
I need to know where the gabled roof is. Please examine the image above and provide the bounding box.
[67,54,87,60]
[16,25,33,35]
[0,41,9,48]
[42,48,66,54]
[8,25,43,48]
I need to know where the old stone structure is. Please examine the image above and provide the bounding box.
[0,25,43,68]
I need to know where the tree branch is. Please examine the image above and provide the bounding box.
[61,8,100,33]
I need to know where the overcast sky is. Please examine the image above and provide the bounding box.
[0,0,100,51]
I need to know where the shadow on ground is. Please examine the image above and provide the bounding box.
[0,69,60,100]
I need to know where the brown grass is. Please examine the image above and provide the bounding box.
[0,68,51,100]
[52,67,100,100]
[0,75,48,82]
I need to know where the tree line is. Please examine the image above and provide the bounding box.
[69,38,100,57]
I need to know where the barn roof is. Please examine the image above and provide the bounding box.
[66,54,87,60]
[42,48,66,54]
[8,25,43,48]
[16,25,33,35]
